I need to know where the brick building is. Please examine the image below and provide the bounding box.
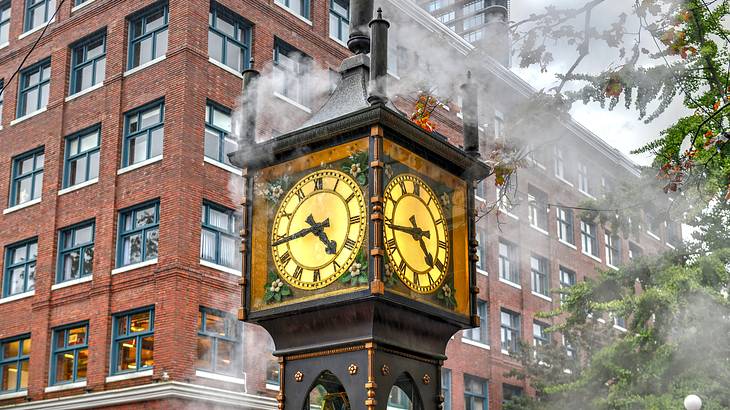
[0,0,676,409]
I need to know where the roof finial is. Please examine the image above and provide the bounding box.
[377,7,383,19]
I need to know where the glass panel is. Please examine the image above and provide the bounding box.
[205,312,226,335]
[208,208,230,231]
[136,206,156,227]
[212,108,231,132]
[200,229,217,261]
[86,38,104,59]
[196,335,212,369]
[155,29,168,57]
[216,339,235,373]
[204,128,220,160]
[332,0,348,16]
[63,251,80,280]
[225,42,242,71]
[10,247,25,264]
[77,349,88,379]
[19,360,28,389]
[94,58,106,84]
[123,233,143,265]
[68,326,86,345]
[145,9,165,31]
[27,69,40,87]
[21,339,30,356]
[30,7,45,30]
[80,64,93,91]
[149,127,163,157]
[9,267,25,294]
[132,36,153,67]
[1,363,18,391]
[71,156,86,185]
[140,107,160,129]
[128,114,139,134]
[55,353,75,383]
[88,151,100,180]
[23,88,38,114]
[2,341,19,359]
[215,13,235,37]
[27,264,35,291]
[0,23,8,44]
[220,235,237,268]
[79,132,97,152]
[82,247,94,275]
[130,311,150,332]
[40,82,49,108]
[18,157,34,175]
[55,331,66,349]
[32,172,43,199]
[117,316,128,336]
[208,31,223,62]
[145,229,159,259]
[140,336,154,367]
[129,133,148,164]
[131,19,143,38]
[223,138,238,166]
[116,338,136,371]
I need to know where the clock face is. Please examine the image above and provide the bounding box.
[383,174,449,294]
[270,169,367,290]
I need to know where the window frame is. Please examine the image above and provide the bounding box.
[554,146,566,180]
[50,322,89,385]
[498,239,519,284]
[127,4,168,70]
[203,101,237,167]
[0,335,30,393]
[10,147,44,207]
[556,206,574,245]
[57,220,95,284]
[441,368,452,410]
[196,307,241,376]
[463,300,488,344]
[463,374,488,410]
[533,321,551,350]
[604,231,621,267]
[17,59,51,117]
[577,162,590,194]
[208,3,251,73]
[502,384,524,404]
[122,100,164,168]
[530,254,549,297]
[273,38,310,106]
[200,201,241,270]
[3,238,37,297]
[116,200,160,268]
[110,306,154,375]
[558,266,576,303]
[580,220,598,257]
[0,1,10,45]
[24,0,55,32]
[500,308,521,353]
[63,125,101,188]
[527,185,548,231]
[328,0,349,42]
[275,0,310,20]
[69,31,106,95]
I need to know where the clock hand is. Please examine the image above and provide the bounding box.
[384,222,431,240]
[271,215,330,247]
[305,215,337,255]
[409,215,434,267]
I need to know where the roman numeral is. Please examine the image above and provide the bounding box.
[313,269,321,282]
[399,180,408,194]
[314,177,324,191]
[438,240,447,250]
[282,210,293,219]
[295,189,305,200]
[426,196,432,206]
[344,238,356,250]
[386,191,395,202]
[398,260,407,274]
[413,183,420,196]
[333,260,341,271]
[346,192,355,203]
[386,238,397,250]
[293,266,303,280]
[279,251,291,265]
[435,259,446,272]
[434,218,443,226]
[333,179,340,191]
[413,272,421,286]
[427,273,435,284]
[350,215,361,225]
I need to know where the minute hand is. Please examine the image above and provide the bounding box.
[272,220,330,247]
[384,222,430,240]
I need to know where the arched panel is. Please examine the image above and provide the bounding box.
[304,370,351,410]
[386,372,423,410]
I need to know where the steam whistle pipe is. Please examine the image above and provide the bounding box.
[241,59,259,146]
[348,0,374,54]
[368,8,389,106]
[461,71,480,157]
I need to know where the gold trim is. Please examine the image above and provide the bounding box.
[365,342,377,410]
[277,357,285,410]
[379,346,441,365]
[370,125,385,296]
[285,344,366,361]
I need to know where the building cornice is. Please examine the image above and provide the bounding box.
[0,382,277,410]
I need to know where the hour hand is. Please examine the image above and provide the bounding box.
[384,221,430,240]
[272,226,316,246]
[305,215,337,254]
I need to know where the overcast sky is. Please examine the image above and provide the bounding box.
[508,0,693,166]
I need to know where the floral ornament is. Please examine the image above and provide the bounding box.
[262,176,290,205]
[382,255,398,287]
[340,250,369,286]
[436,282,457,308]
[440,192,451,210]
[384,163,394,181]
[264,271,292,303]
[341,151,368,186]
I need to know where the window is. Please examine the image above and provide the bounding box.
[426,0,454,12]
[527,185,548,231]
[0,336,30,393]
[201,202,241,270]
[494,111,504,139]
[463,29,483,43]
[58,222,94,284]
[70,32,106,95]
[437,10,454,23]
[600,176,613,197]
[502,384,523,404]
[462,13,484,30]
[10,148,44,207]
[476,228,487,271]
[463,375,488,410]
[276,0,309,20]
[580,220,598,258]
[441,369,451,410]
[533,321,551,358]
[50,323,88,385]
[0,2,10,45]
[563,335,577,360]
[628,242,642,260]
[17,59,50,117]
[500,309,521,353]
[329,0,349,42]
[197,308,241,375]
[0,79,4,124]
[3,239,37,297]
[463,0,484,14]
[646,212,661,237]
[273,39,310,106]
[554,147,566,181]
[122,101,164,167]
[667,220,681,246]
[530,255,549,297]
[24,0,55,32]
[204,102,237,167]
[128,4,168,70]
[64,126,100,188]
[558,266,576,303]
[464,300,488,344]
[111,308,154,374]
[498,240,519,284]
[605,231,621,267]
[209,3,251,73]
[117,201,160,267]
[577,162,590,194]
[556,206,574,245]
[74,0,90,5]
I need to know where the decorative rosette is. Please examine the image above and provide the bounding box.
[264,271,292,303]
[437,282,457,308]
[340,250,369,286]
[342,151,368,186]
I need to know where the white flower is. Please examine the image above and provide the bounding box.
[349,262,362,276]
[440,192,450,207]
[384,262,393,278]
[384,164,394,180]
[442,284,452,298]
[350,163,362,177]
[270,185,284,200]
[270,279,284,293]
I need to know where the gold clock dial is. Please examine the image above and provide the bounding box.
[383,174,449,293]
[271,169,367,290]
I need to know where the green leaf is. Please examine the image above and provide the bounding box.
[280,286,291,296]
[273,293,281,302]
[359,274,369,284]
[340,273,351,283]
[264,292,273,302]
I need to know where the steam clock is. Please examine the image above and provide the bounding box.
[230,4,490,409]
